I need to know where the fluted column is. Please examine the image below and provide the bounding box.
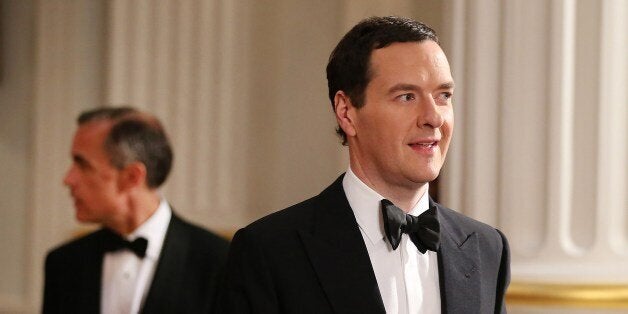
[28,1,106,312]
[440,0,627,289]
[105,0,251,230]
[104,0,347,232]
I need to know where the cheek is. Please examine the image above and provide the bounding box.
[81,175,114,197]
[98,168,120,187]
[356,112,387,142]
[439,112,454,153]
[441,109,454,136]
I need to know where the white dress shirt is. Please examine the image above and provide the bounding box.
[343,168,441,314]
[101,199,172,314]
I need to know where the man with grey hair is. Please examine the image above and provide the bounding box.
[43,106,229,314]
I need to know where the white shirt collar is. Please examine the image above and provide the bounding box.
[343,167,430,246]
[126,199,172,259]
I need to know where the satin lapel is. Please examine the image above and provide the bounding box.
[435,203,481,314]
[141,214,189,313]
[79,231,106,313]
[298,176,386,314]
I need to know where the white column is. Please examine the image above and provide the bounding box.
[29,1,106,312]
[597,0,627,256]
[104,0,348,231]
[440,0,627,284]
[106,0,251,230]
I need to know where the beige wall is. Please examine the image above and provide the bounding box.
[0,1,443,312]
[1,0,626,313]
[0,0,34,309]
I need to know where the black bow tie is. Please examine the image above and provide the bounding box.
[102,230,148,258]
[381,199,440,253]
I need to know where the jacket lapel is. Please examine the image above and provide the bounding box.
[299,175,386,314]
[141,214,188,313]
[435,201,481,314]
[78,230,106,313]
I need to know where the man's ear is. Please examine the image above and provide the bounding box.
[118,162,147,191]
[334,91,357,138]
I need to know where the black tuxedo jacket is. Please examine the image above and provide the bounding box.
[217,175,510,313]
[43,211,229,314]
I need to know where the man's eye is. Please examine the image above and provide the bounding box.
[437,92,453,102]
[398,94,415,102]
[73,157,90,170]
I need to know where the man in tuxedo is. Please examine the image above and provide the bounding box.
[43,107,229,313]
[218,16,510,313]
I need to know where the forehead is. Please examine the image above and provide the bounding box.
[71,120,112,156]
[368,41,452,84]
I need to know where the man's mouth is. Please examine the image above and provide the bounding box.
[408,140,439,153]
[409,139,439,147]
[410,142,437,148]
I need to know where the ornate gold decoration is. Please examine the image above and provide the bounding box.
[507,282,628,308]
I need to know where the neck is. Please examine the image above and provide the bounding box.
[349,154,428,213]
[108,191,161,236]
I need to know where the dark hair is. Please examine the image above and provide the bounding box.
[326,16,439,145]
[77,106,173,188]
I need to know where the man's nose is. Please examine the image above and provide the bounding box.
[417,96,444,129]
[63,166,75,187]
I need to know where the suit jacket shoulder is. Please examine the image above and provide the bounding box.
[43,211,230,314]
[241,193,321,238]
[434,202,510,314]
[44,229,107,314]
[437,204,507,253]
[217,175,386,314]
[141,211,229,314]
[218,176,510,314]
[169,212,230,261]
[46,229,106,257]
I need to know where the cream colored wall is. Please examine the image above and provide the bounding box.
[103,0,348,231]
[102,0,446,233]
[440,0,627,312]
[0,0,34,310]
[1,0,625,313]
[0,1,444,312]
[441,0,627,282]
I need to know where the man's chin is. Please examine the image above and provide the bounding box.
[75,211,93,224]
[408,169,441,184]
[408,158,442,178]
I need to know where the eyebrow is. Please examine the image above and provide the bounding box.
[387,81,455,94]
[72,154,89,167]
[438,82,455,90]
